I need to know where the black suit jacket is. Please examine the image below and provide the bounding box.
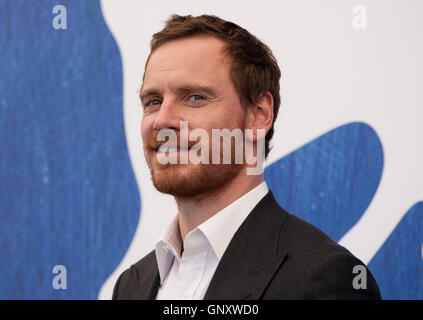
[113,190,381,299]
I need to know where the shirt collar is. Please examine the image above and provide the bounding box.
[155,181,269,284]
[155,215,182,284]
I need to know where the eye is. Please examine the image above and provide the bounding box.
[145,99,161,107]
[188,95,204,101]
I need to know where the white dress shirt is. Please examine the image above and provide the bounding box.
[155,181,269,300]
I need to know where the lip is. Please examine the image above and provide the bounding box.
[154,147,192,163]
[153,145,199,153]
[159,147,187,153]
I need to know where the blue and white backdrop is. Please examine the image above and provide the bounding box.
[0,0,421,299]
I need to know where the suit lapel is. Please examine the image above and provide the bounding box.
[204,191,289,300]
[204,252,287,299]
[133,191,289,300]
[139,267,160,300]
[128,254,160,300]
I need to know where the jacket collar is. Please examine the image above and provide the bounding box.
[203,190,289,299]
[134,190,288,300]
[155,181,269,285]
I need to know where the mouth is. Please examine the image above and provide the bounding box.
[153,144,201,155]
[156,145,191,154]
[152,145,197,165]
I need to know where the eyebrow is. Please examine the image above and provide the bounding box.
[139,84,217,104]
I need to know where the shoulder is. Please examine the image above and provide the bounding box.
[281,210,348,255]
[112,250,157,300]
[266,203,381,299]
[254,192,355,258]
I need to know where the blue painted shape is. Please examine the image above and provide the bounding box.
[369,202,423,299]
[264,122,384,242]
[0,0,140,299]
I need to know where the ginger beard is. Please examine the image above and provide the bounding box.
[143,116,247,199]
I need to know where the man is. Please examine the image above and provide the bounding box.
[113,14,381,300]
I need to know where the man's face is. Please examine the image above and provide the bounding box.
[140,36,247,198]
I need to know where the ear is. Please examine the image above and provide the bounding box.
[245,91,274,142]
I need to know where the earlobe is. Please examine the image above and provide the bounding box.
[245,126,266,142]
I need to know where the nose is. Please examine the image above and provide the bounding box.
[152,99,181,132]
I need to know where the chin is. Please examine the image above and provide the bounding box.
[150,161,244,198]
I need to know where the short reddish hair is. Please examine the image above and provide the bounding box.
[145,14,281,158]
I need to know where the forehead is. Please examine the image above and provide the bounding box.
[142,36,230,90]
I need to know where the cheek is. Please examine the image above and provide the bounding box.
[214,107,246,130]
[141,117,153,142]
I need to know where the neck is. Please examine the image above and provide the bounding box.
[175,167,264,241]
